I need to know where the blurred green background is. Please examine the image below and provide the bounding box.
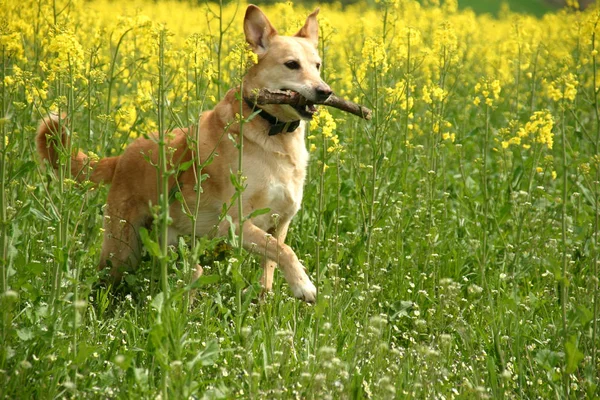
[459,0,556,16]
[249,0,593,17]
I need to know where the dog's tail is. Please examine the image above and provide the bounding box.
[36,114,118,185]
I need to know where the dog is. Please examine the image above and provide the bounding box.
[36,5,333,303]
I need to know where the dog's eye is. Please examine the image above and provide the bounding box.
[284,60,301,70]
[316,63,321,70]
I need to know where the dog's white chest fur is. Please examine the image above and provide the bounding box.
[246,134,309,231]
[264,174,302,216]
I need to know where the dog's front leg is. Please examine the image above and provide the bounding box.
[222,220,316,303]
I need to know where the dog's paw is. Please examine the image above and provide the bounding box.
[290,278,317,303]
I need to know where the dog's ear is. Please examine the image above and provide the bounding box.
[295,8,320,48]
[244,5,277,56]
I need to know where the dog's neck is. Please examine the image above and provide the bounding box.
[243,97,300,136]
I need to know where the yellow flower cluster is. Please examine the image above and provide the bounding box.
[44,29,86,81]
[422,84,447,105]
[356,36,389,83]
[309,108,341,154]
[0,24,25,61]
[473,79,502,107]
[502,111,554,150]
[545,73,578,103]
[225,42,259,79]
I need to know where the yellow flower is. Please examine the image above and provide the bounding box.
[225,42,259,78]
[491,80,502,99]
[356,36,388,82]
[422,85,433,104]
[504,111,554,150]
[580,163,590,175]
[442,132,455,142]
[474,78,502,107]
[115,102,137,133]
[546,73,578,103]
[0,25,24,60]
[433,21,458,54]
[310,108,337,138]
[310,108,341,155]
[362,37,388,70]
[46,29,86,80]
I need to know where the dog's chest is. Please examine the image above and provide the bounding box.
[247,145,308,229]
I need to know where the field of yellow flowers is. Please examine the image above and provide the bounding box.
[2,0,600,398]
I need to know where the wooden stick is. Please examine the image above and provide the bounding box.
[246,89,372,121]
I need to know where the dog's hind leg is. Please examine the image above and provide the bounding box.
[261,221,290,293]
[261,259,276,294]
[98,192,148,285]
[187,264,204,305]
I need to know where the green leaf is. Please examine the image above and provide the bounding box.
[9,161,36,183]
[575,181,595,208]
[511,165,523,189]
[30,207,51,222]
[16,328,33,341]
[151,292,164,311]
[315,297,328,319]
[535,349,562,370]
[28,263,46,276]
[565,337,584,374]
[74,343,97,365]
[134,368,149,385]
[246,207,270,220]
[577,304,593,327]
[187,340,219,369]
[246,109,262,122]
[192,274,220,287]
[139,227,161,257]
[178,159,194,172]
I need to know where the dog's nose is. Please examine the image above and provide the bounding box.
[315,85,333,102]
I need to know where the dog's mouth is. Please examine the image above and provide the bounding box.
[280,89,317,120]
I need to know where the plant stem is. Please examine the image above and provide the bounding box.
[0,46,9,373]
[403,29,411,187]
[482,104,489,288]
[157,28,171,400]
[235,49,246,334]
[314,124,326,348]
[157,29,170,299]
[591,25,599,380]
[560,100,570,398]
[365,66,380,289]
[104,28,133,153]
[0,47,7,297]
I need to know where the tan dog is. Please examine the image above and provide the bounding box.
[36,5,333,303]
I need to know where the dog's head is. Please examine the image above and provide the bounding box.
[243,5,332,121]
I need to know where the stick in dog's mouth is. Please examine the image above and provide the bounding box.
[295,102,318,119]
[279,89,318,119]
[246,88,373,121]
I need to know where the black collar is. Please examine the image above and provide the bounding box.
[244,98,301,136]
